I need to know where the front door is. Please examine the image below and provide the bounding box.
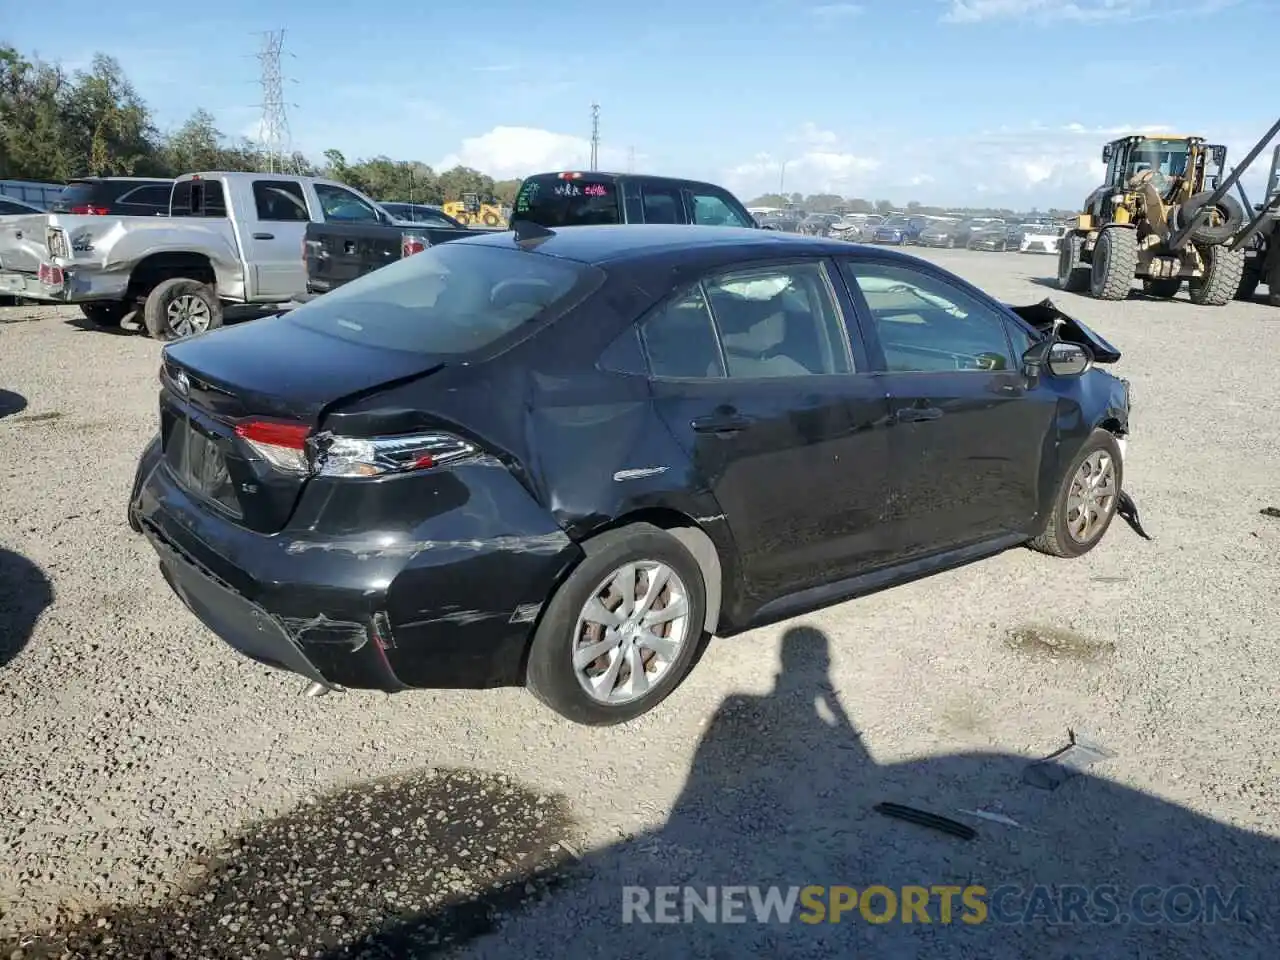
[642,259,892,611]
[838,257,1056,560]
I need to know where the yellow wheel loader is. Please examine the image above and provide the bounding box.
[1057,135,1249,304]
[441,193,508,228]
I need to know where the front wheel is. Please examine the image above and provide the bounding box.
[525,523,706,726]
[1029,429,1124,559]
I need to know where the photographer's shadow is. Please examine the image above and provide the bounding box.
[443,625,1278,959]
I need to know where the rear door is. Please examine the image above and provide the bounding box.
[643,258,892,608]
[243,179,313,299]
[837,256,1056,560]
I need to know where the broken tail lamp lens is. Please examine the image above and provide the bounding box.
[314,433,480,478]
[401,234,427,257]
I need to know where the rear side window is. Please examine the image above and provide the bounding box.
[170,180,227,217]
[513,176,621,226]
[640,288,726,378]
[253,180,310,221]
[641,184,684,224]
[286,241,601,356]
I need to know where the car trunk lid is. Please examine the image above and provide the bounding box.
[159,315,447,533]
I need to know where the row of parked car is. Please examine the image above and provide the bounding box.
[764,209,1071,254]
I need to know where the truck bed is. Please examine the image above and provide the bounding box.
[303,221,487,294]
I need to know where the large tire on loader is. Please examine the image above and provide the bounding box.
[1089,227,1137,301]
[1142,278,1181,298]
[1174,192,1246,246]
[1057,234,1090,293]
[1187,244,1246,306]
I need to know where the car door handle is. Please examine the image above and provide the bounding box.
[691,413,754,435]
[894,406,943,423]
[252,232,275,240]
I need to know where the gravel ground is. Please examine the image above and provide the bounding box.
[1,253,1278,959]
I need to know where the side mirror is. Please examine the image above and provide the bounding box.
[1023,339,1093,378]
[1101,144,1113,163]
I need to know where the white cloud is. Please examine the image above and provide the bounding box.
[941,0,1239,24]
[435,126,632,180]
[810,3,864,17]
[789,122,840,148]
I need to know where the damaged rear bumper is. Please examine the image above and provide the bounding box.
[129,437,583,694]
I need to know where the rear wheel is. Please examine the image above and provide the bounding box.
[525,523,706,726]
[1142,277,1181,298]
[1029,428,1123,559]
[142,278,223,341]
[1089,228,1137,300]
[1187,244,1245,306]
[80,301,128,328]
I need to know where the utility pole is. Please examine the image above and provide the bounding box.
[589,102,600,171]
[779,159,789,196]
[254,29,295,174]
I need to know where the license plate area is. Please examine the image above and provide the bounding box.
[163,411,243,518]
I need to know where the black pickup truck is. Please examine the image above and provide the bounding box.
[302,172,758,293]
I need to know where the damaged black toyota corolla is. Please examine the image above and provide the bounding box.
[128,224,1134,726]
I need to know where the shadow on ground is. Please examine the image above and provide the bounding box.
[0,388,28,419]
[0,547,53,670]
[62,303,286,336]
[5,627,1277,959]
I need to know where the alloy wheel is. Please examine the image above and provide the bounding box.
[1066,450,1117,543]
[166,294,212,338]
[571,560,691,705]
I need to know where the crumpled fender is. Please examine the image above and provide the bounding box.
[1006,298,1122,364]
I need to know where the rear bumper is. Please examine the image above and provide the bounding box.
[128,436,583,694]
[0,266,126,303]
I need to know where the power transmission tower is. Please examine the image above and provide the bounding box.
[589,102,600,171]
[254,29,296,174]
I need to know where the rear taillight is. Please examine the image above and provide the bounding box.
[314,432,478,478]
[235,419,312,475]
[69,204,111,215]
[401,234,426,257]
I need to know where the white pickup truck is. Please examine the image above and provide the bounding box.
[0,172,398,339]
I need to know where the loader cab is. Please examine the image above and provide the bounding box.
[1103,135,1216,199]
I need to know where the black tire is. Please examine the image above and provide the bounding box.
[1187,244,1245,306]
[1228,267,1259,300]
[1057,234,1089,292]
[482,211,500,227]
[525,523,707,726]
[1029,428,1124,559]
[80,301,128,327]
[946,237,955,248]
[1175,192,1245,245]
[1089,227,1137,300]
[455,212,472,226]
[1141,277,1181,298]
[142,278,223,341]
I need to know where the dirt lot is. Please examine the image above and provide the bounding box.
[1,251,1278,958]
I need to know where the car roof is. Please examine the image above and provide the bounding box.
[456,224,926,268]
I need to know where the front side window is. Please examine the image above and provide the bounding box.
[841,261,1016,373]
[688,191,752,227]
[314,183,381,222]
[285,241,600,356]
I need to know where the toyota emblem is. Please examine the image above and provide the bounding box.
[175,370,189,395]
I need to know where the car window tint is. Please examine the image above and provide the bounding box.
[841,261,1015,373]
[688,191,752,227]
[253,180,309,221]
[641,186,683,224]
[640,288,726,378]
[704,262,853,378]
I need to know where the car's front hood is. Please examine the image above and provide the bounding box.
[1007,298,1122,364]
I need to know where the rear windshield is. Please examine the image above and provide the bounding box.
[286,240,601,355]
[51,183,102,210]
[513,176,621,226]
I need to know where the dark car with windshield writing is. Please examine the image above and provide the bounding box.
[130,224,1133,727]
[511,172,756,229]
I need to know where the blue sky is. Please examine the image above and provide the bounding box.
[5,0,1276,207]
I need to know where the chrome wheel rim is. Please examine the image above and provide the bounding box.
[167,294,211,338]
[572,560,690,705]
[1067,450,1118,544]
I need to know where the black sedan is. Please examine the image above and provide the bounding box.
[128,226,1133,726]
